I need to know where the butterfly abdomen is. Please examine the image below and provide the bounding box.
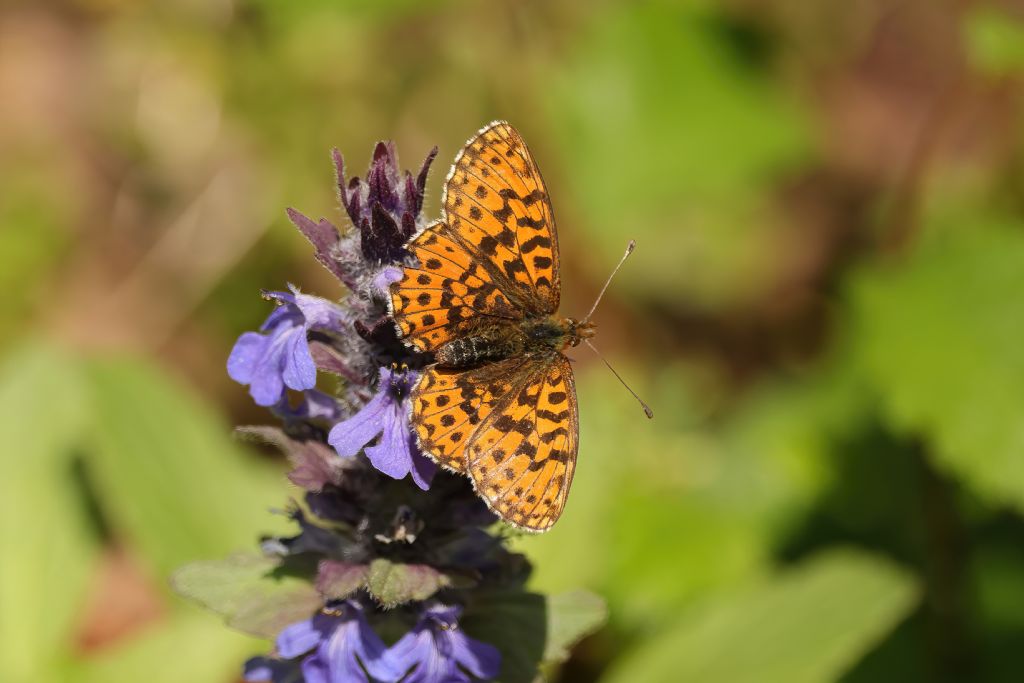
[435,316,578,369]
[435,336,519,368]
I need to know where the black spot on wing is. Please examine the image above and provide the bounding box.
[520,235,551,253]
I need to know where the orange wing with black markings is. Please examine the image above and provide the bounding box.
[466,355,578,532]
[390,220,521,352]
[443,121,559,314]
[408,357,529,473]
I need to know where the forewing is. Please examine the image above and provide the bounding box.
[465,354,578,532]
[444,121,560,315]
[391,220,521,352]
[410,357,530,472]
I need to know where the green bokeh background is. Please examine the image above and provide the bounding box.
[2,0,1024,681]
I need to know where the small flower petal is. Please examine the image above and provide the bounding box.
[305,391,343,421]
[383,604,500,682]
[227,332,268,385]
[327,366,434,488]
[327,390,388,457]
[281,327,317,391]
[276,616,323,659]
[260,297,299,332]
[449,628,501,680]
[300,655,331,683]
[229,290,349,407]
[364,411,435,491]
[292,290,349,332]
[243,656,302,683]
[350,611,403,681]
[363,401,415,480]
[386,629,443,683]
[408,442,438,491]
[249,352,287,406]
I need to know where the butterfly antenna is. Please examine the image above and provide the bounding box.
[583,339,654,419]
[582,240,635,323]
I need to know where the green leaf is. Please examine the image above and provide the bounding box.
[542,590,608,665]
[316,559,369,600]
[171,554,321,639]
[459,589,606,683]
[84,356,287,576]
[851,219,1024,511]
[67,609,264,683]
[460,591,547,683]
[603,549,919,683]
[364,558,451,608]
[0,341,96,683]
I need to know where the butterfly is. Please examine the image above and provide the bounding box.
[388,121,590,532]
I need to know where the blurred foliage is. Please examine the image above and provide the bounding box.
[0,342,282,682]
[172,555,331,639]
[2,0,1024,681]
[850,215,1024,512]
[547,1,811,308]
[602,549,919,683]
[966,6,1024,75]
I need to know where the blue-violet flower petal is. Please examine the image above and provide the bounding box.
[328,366,436,490]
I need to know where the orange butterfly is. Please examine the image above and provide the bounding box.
[388,121,590,532]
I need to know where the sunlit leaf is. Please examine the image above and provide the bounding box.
[460,588,606,683]
[603,549,919,683]
[0,341,95,683]
[85,357,287,576]
[542,590,608,664]
[365,558,451,608]
[851,218,1024,511]
[67,609,263,683]
[723,352,873,527]
[316,559,369,600]
[171,554,321,639]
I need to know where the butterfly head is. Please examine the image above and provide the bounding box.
[562,317,596,348]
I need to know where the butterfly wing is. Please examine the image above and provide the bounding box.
[443,121,560,315]
[465,354,578,532]
[390,220,521,352]
[409,356,531,473]
[391,120,560,348]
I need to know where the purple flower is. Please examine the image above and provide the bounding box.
[285,208,360,291]
[273,389,344,423]
[336,142,437,264]
[228,289,349,406]
[385,604,501,683]
[243,656,302,683]
[285,140,434,293]
[275,602,400,683]
[328,366,436,490]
